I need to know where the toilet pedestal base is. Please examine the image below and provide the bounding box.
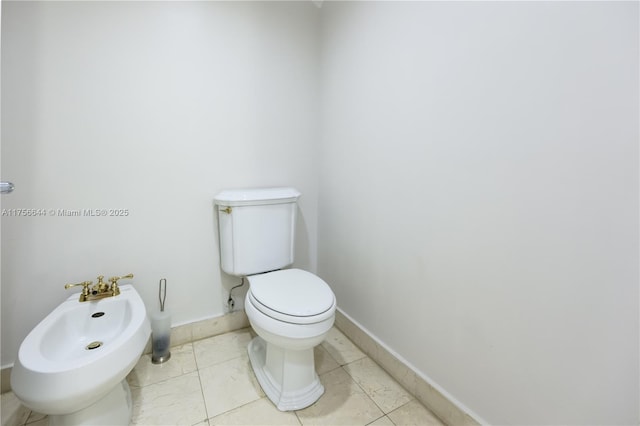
[49,380,132,426]
[248,336,324,411]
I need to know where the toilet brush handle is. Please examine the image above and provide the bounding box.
[159,278,167,312]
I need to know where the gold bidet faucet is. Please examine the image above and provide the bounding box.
[64,273,134,302]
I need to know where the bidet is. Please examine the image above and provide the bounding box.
[11,284,150,425]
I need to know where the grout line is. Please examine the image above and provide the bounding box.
[366,413,396,426]
[195,356,211,424]
[189,326,253,347]
[293,408,305,426]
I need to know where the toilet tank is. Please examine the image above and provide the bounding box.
[214,187,301,276]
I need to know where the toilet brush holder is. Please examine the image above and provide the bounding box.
[151,278,170,364]
[150,310,171,364]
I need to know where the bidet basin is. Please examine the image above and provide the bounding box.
[11,285,150,415]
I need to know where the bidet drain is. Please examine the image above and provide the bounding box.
[85,341,103,350]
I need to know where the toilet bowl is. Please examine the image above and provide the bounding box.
[11,285,150,425]
[244,269,336,411]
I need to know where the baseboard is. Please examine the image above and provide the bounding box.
[1,366,11,394]
[143,309,250,354]
[1,310,250,395]
[334,308,484,426]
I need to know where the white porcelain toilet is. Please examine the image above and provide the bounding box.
[214,187,336,411]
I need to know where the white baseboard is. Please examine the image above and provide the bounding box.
[334,308,484,426]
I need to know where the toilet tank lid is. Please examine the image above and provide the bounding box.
[214,187,301,207]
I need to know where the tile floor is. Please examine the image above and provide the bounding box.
[1,327,443,426]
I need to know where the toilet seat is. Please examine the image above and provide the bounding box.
[248,292,336,325]
[247,269,335,325]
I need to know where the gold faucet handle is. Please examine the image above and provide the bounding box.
[64,281,92,301]
[108,273,134,283]
[108,273,134,295]
[65,280,92,290]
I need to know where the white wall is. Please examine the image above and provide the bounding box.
[1,1,320,367]
[318,2,638,425]
[2,1,638,424]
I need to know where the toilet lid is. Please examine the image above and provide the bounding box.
[247,269,335,321]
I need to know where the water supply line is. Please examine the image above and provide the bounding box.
[227,277,245,311]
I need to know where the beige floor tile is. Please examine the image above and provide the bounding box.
[321,328,366,366]
[130,371,207,426]
[193,329,252,370]
[314,345,340,375]
[123,326,459,426]
[209,397,300,425]
[387,400,443,426]
[1,392,30,426]
[344,357,413,414]
[199,355,264,418]
[296,367,384,426]
[128,343,197,388]
[367,416,395,426]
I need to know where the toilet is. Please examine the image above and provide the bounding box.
[214,187,336,411]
